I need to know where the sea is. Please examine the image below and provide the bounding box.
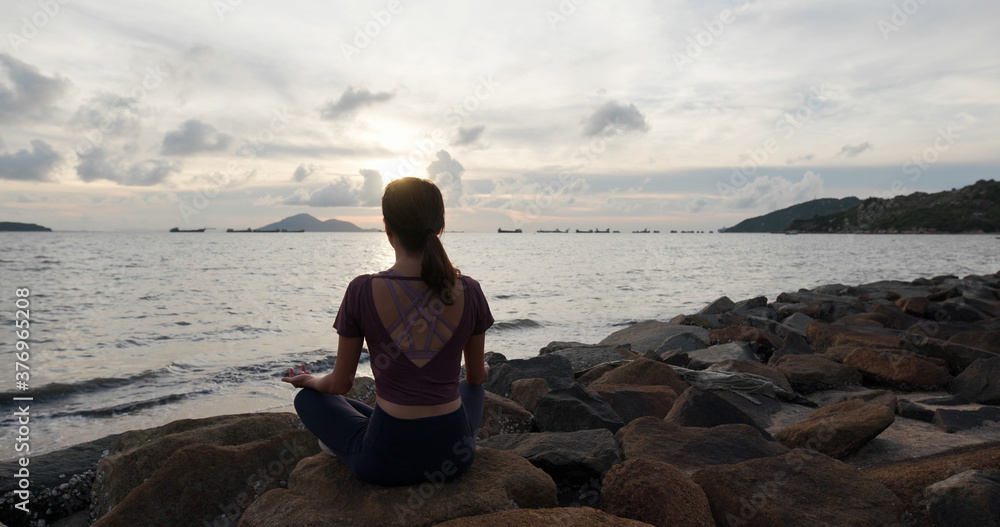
[1,231,997,459]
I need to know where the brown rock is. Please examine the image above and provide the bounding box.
[94,431,317,527]
[599,321,710,353]
[692,449,906,527]
[897,296,933,317]
[664,387,774,441]
[824,345,860,362]
[833,313,887,327]
[510,378,549,412]
[948,331,1000,354]
[842,347,952,390]
[863,442,1000,527]
[345,376,376,406]
[576,363,620,387]
[434,507,653,526]
[589,383,678,423]
[771,354,863,394]
[774,399,895,459]
[952,357,1000,405]
[601,458,714,527]
[706,359,793,393]
[91,413,316,523]
[615,417,788,473]
[709,326,782,351]
[479,391,533,440]
[899,333,999,371]
[589,359,688,394]
[238,447,558,527]
[868,302,924,330]
[805,321,902,352]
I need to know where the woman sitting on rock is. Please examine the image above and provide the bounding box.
[282,176,494,486]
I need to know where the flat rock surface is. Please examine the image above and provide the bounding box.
[599,321,709,353]
[238,448,558,527]
[774,399,895,459]
[692,449,906,527]
[433,507,652,527]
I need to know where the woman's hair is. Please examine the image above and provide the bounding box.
[382,177,460,304]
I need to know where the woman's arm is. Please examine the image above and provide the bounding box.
[282,335,364,394]
[462,333,489,386]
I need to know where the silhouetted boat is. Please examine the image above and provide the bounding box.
[575,229,594,233]
[536,229,568,233]
[595,228,610,233]
[632,228,650,233]
[497,228,523,233]
[169,227,205,232]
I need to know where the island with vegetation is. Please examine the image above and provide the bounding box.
[0,221,52,232]
[725,197,862,233]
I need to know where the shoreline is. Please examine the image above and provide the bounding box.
[3,269,998,526]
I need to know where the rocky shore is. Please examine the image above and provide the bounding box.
[2,271,999,527]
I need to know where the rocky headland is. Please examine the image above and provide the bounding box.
[2,271,1000,527]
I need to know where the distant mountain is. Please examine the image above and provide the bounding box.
[790,179,1000,234]
[257,213,367,232]
[725,197,862,233]
[0,222,52,232]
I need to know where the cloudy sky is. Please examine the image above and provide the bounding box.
[1,0,997,231]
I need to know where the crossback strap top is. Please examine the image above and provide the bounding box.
[381,270,457,352]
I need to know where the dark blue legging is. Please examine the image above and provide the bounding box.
[293,380,484,487]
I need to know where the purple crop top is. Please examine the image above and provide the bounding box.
[333,270,494,405]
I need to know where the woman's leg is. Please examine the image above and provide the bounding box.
[293,388,370,458]
[458,379,484,440]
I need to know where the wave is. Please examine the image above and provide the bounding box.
[49,390,213,418]
[491,319,543,332]
[0,368,167,402]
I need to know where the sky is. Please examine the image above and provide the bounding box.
[0,0,997,232]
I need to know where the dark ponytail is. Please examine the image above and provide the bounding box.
[382,177,459,304]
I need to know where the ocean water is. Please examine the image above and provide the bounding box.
[1,231,997,458]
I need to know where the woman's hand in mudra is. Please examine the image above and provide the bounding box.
[281,364,314,388]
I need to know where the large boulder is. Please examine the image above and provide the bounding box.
[534,384,625,434]
[709,326,782,352]
[698,296,735,315]
[898,333,998,372]
[806,322,902,352]
[510,378,549,412]
[654,332,708,354]
[842,347,952,390]
[951,357,1000,404]
[771,354,863,394]
[615,417,788,473]
[706,359,793,393]
[782,312,817,335]
[600,458,715,527]
[433,507,652,526]
[599,321,709,353]
[925,470,1000,527]
[863,442,1000,527]
[774,399,895,459]
[479,391,533,440]
[90,413,317,525]
[589,384,678,423]
[589,359,688,394]
[687,342,757,369]
[542,345,631,371]
[692,449,906,527]
[238,447,558,527]
[948,331,1000,354]
[664,387,774,441]
[932,407,1000,433]
[485,354,574,397]
[479,429,621,507]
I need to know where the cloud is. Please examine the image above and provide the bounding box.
[358,168,383,206]
[454,125,485,146]
[786,154,815,164]
[0,140,61,182]
[282,169,384,207]
[583,100,650,137]
[160,119,232,156]
[722,171,825,211]
[69,92,145,137]
[426,150,464,206]
[76,148,179,186]
[292,163,318,182]
[836,142,872,158]
[319,87,394,120]
[0,54,69,123]
[688,197,709,213]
